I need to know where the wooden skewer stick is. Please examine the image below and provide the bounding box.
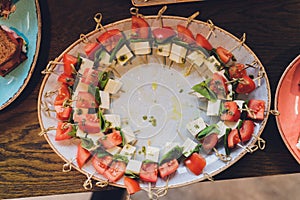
[229,33,246,53]
[213,148,232,162]
[257,67,264,87]
[184,63,195,76]
[186,11,200,28]
[38,126,56,136]
[41,60,63,75]
[253,72,265,82]
[252,134,266,150]
[79,33,89,44]
[62,157,76,172]
[130,7,143,18]
[206,19,216,40]
[168,60,174,69]
[156,6,168,67]
[156,5,167,28]
[94,13,106,31]
[225,78,244,84]
[244,104,256,119]
[237,143,258,153]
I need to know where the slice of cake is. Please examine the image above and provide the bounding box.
[0,25,27,76]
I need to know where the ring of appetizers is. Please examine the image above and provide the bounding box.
[49,14,267,193]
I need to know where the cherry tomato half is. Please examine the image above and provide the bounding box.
[221,101,241,122]
[54,84,71,106]
[247,99,265,120]
[177,24,195,44]
[227,129,241,148]
[124,177,141,195]
[229,63,247,79]
[184,153,206,176]
[152,26,176,43]
[235,75,256,94]
[208,72,229,99]
[97,29,123,52]
[216,46,234,64]
[76,91,98,108]
[63,54,77,76]
[103,161,126,182]
[158,159,179,179]
[76,144,91,169]
[131,15,150,39]
[195,33,213,51]
[140,162,158,183]
[106,130,123,146]
[55,105,72,121]
[92,155,113,175]
[84,42,101,60]
[55,121,73,141]
[76,113,100,134]
[57,73,74,86]
[239,120,255,142]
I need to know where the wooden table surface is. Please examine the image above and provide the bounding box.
[0,0,299,199]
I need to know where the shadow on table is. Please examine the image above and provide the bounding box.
[91,189,126,200]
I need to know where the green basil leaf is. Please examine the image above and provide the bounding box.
[80,137,94,151]
[125,171,139,179]
[224,128,232,156]
[113,154,129,164]
[197,124,220,140]
[67,124,77,138]
[159,146,183,165]
[98,110,107,132]
[98,71,109,90]
[109,37,127,63]
[192,80,217,102]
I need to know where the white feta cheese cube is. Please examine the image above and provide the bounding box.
[156,43,171,57]
[106,146,122,155]
[76,129,87,138]
[201,55,221,79]
[99,90,110,110]
[73,82,89,97]
[187,51,206,67]
[116,45,134,66]
[88,133,104,144]
[186,117,207,137]
[104,79,123,94]
[121,126,136,144]
[216,121,227,139]
[97,50,112,67]
[76,128,103,145]
[205,55,221,72]
[120,144,136,159]
[145,146,160,163]
[207,99,221,116]
[104,114,121,128]
[131,41,151,55]
[182,138,198,157]
[126,159,142,175]
[78,57,94,74]
[169,43,188,64]
[201,68,214,80]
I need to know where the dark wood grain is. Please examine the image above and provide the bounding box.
[0,0,299,198]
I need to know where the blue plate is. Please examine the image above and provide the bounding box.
[0,0,41,110]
